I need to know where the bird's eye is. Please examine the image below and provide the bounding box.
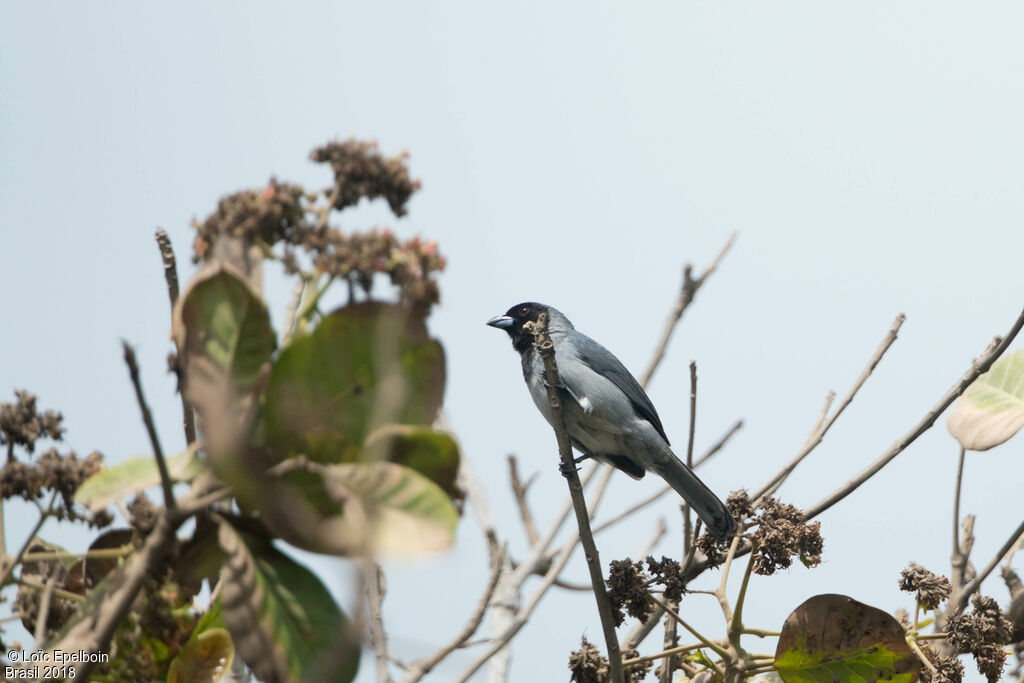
[520,306,529,316]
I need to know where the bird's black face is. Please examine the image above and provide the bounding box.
[487,302,547,353]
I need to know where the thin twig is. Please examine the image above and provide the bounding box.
[754,313,905,503]
[0,490,57,588]
[280,278,307,347]
[715,533,742,626]
[16,576,86,604]
[907,636,939,677]
[526,313,623,683]
[402,544,508,683]
[364,560,393,683]
[123,342,176,511]
[171,486,233,521]
[21,545,132,563]
[697,419,744,469]
[951,446,969,594]
[456,526,581,683]
[508,454,540,545]
[805,307,1024,519]
[640,234,736,388]
[624,640,726,670]
[954,518,1024,613]
[154,228,181,307]
[155,229,197,446]
[686,361,698,470]
[728,540,758,646]
[33,570,60,645]
[649,594,730,662]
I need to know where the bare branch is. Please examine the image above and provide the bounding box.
[364,561,393,683]
[953,518,1024,613]
[457,527,581,683]
[155,229,197,446]
[754,313,905,503]
[280,278,307,347]
[696,419,744,470]
[0,490,58,588]
[508,454,540,545]
[154,228,181,308]
[951,447,970,595]
[525,312,623,683]
[686,361,698,469]
[649,594,730,662]
[640,234,736,388]
[123,342,176,511]
[805,306,1024,519]
[33,570,60,645]
[46,513,177,678]
[402,544,508,682]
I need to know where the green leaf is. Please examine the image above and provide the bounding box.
[193,597,227,635]
[775,594,919,683]
[947,348,1024,451]
[172,264,276,473]
[260,461,458,556]
[167,627,234,683]
[364,424,462,502]
[217,520,359,683]
[173,265,277,396]
[74,445,205,512]
[264,302,445,463]
[323,461,459,554]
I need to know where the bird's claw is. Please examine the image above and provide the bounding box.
[558,460,582,478]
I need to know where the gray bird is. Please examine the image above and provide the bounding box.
[488,302,736,538]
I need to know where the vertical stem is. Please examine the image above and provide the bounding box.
[123,343,176,511]
[729,543,758,645]
[364,560,393,683]
[528,314,624,683]
[686,361,697,469]
[953,446,966,566]
[154,229,196,446]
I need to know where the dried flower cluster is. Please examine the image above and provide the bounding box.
[605,555,689,628]
[695,494,823,576]
[191,139,443,312]
[0,390,64,457]
[606,558,655,626]
[898,563,952,610]
[646,556,686,603]
[0,449,106,524]
[946,594,1014,682]
[568,636,610,683]
[15,542,78,638]
[310,139,419,217]
[128,492,160,536]
[922,655,965,683]
[726,489,755,521]
[620,646,650,683]
[191,179,307,257]
[749,498,822,575]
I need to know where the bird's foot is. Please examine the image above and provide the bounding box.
[558,454,589,478]
[558,460,582,478]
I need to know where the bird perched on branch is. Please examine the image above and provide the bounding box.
[488,302,736,538]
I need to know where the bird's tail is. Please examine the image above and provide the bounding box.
[654,457,736,538]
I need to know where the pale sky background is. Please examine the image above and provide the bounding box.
[2,3,1023,682]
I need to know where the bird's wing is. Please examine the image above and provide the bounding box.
[569,334,670,445]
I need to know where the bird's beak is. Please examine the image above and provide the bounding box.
[486,315,514,329]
